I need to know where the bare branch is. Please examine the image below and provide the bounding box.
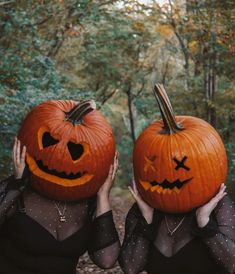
[0,1,15,6]
[133,81,145,98]
[99,89,117,106]
[34,15,54,26]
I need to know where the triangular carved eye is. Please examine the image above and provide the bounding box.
[67,142,84,161]
[42,132,59,148]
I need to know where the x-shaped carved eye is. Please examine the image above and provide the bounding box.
[173,156,190,171]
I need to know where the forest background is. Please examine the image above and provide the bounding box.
[0,0,235,199]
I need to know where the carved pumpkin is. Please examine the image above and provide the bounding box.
[133,84,227,213]
[18,100,115,201]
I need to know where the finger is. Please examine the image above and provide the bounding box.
[132,178,139,195]
[210,184,226,201]
[128,186,138,200]
[111,164,116,181]
[110,163,114,171]
[112,166,118,180]
[209,189,227,210]
[108,164,114,179]
[215,185,226,200]
[215,190,227,203]
[12,137,17,163]
[219,183,226,193]
[21,146,26,162]
[113,157,119,175]
[113,152,118,166]
[16,140,21,165]
[113,151,118,165]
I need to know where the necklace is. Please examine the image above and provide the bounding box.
[54,201,67,222]
[164,215,185,236]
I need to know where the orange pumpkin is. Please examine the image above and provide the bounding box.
[133,84,227,213]
[18,100,115,201]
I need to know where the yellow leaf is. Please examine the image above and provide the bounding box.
[132,22,145,33]
[155,25,174,38]
[188,40,198,54]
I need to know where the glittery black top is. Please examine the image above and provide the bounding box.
[0,179,120,274]
[119,195,235,274]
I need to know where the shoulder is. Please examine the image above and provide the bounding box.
[126,203,141,218]
[213,194,235,226]
[125,203,151,224]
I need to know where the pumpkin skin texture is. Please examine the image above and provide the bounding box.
[18,100,115,201]
[133,84,227,213]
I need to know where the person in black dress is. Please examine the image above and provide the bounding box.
[119,179,235,274]
[0,138,120,274]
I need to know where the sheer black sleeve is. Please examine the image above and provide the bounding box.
[88,210,120,269]
[195,195,235,273]
[119,203,154,274]
[0,175,27,225]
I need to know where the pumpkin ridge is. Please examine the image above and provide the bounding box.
[172,132,190,211]
[180,129,210,208]
[204,132,227,190]
[180,128,218,208]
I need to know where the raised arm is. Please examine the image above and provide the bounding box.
[119,180,155,274]
[195,184,235,273]
[202,195,235,273]
[0,138,27,224]
[119,203,154,274]
[88,152,120,269]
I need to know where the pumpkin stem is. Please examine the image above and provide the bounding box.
[65,100,96,125]
[154,84,183,134]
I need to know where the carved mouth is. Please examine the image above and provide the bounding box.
[150,178,192,189]
[140,178,193,194]
[36,160,86,179]
[26,153,93,187]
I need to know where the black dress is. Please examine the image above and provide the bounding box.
[119,196,235,274]
[146,238,227,274]
[0,183,120,274]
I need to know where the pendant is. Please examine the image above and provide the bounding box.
[167,231,173,237]
[60,215,67,222]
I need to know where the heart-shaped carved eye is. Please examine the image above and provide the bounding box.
[67,142,84,161]
[42,132,59,148]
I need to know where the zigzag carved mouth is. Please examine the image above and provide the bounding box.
[36,160,86,179]
[150,178,193,190]
[140,177,193,194]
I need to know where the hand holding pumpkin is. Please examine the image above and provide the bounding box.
[128,179,154,224]
[196,183,227,227]
[96,152,118,217]
[97,152,118,199]
[12,137,26,179]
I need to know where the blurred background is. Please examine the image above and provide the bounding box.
[0,0,234,272]
[0,0,234,195]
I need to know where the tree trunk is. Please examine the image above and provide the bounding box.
[126,85,136,143]
[170,0,190,91]
[203,53,216,127]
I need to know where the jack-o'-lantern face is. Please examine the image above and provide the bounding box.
[140,155,193,194]
[18,100,115,201]
[133,84,227,213]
